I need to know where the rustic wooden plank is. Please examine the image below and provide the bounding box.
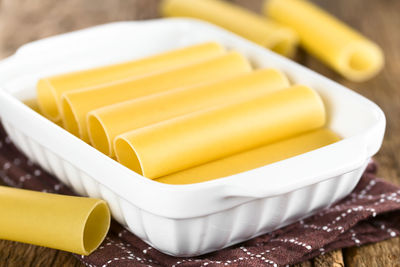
[0,239,83,267]
[0,0,160,58]
[292,261,313,267]
[229,0,263,13]
[344,238,400,267]
[314,250,345,267]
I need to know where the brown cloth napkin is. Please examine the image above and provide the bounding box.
[1,123,400,267]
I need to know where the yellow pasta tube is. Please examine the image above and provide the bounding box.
[88,69,290,157]
[264,0,384,82]
[62,52,251,142]
[37,42,225,121]
[115,85,326,179]
[161,0,298,56]
[155,128,340,184]
[0,186,110,255]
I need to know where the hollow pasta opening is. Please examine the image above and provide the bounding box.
[61,98,81,138]
[82,201,110,255]
[88,114,112,156]
[340,41,384,82]
[348,50,376,72]
[114,137,144,176]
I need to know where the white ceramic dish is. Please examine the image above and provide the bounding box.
[0,19,385,256]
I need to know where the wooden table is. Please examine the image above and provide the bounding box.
[0,0,399,266]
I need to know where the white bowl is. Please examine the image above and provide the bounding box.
[0,19,385,256]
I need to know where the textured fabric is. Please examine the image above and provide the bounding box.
[0,124,399,267]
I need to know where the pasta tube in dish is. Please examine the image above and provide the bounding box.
[61,51,251,142]
[88,69,290,157]
[37,42,225,121]
[115,85,326,179]
[156,128,340,184]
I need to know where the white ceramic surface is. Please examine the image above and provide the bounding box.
[0,19,385,256]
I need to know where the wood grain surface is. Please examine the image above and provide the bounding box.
[0,0,399,266]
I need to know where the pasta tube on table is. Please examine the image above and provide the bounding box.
[155,128,341,184]
[115,85,326,179]
[161,0,298,57]
[264,0,384,82]
[37,42,225,121]
[61,51,251,142]
[0,186,110,255]
[88,69,290,157]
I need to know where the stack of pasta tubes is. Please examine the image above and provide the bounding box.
[37,42,340,184]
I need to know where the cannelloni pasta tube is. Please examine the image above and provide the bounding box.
[161,0,298,56]
[61,52,251,142]
[115,85,326,179]
[0,186,110,255]
[37,42,225,121]
[264,0,384,82]
[155,128,340,184]
[88,69,290,157]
